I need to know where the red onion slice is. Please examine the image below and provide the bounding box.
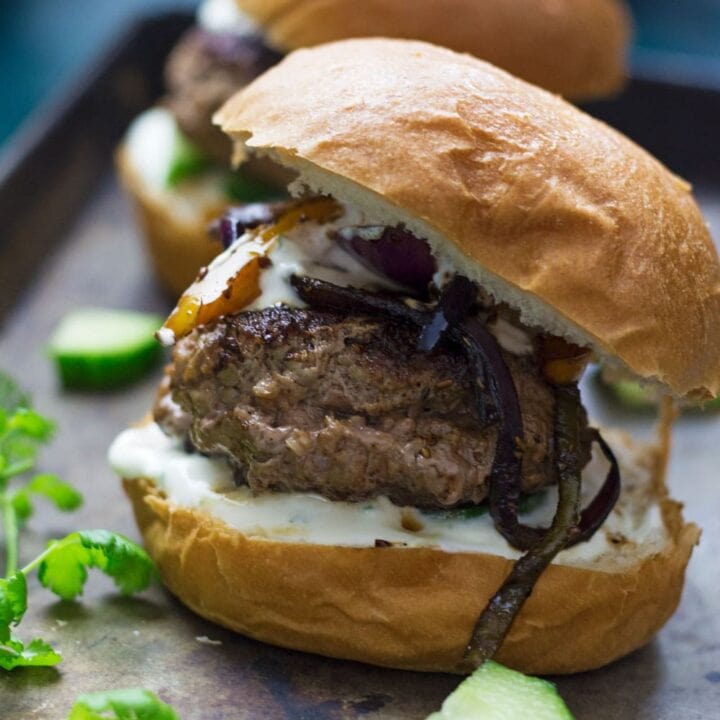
[334,226,436,294]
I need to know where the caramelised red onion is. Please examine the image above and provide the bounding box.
[334,226,436,295]
[463,383,585,669]
[418,275,478,350]
[291,274,623,668]
[209,202,289,249]
[291,274,620,550]
[456,315,532,542]
[193,29,282,69]
[417,277,531,535]
[573,429,621,543]
[290,275,428,325]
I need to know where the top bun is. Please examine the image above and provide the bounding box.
[216,39,720,399]
[234,0,630,99]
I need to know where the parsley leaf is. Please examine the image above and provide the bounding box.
[67,688,180,720]
[11,474,83,523]
[0,635,61,670]
[0,572,61,670]
[0,572,27,641]
[0,372,155,672]
[6,408,55,442]
[0,372,30,414]
[38,530,156,601]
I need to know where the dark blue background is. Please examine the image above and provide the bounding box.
[1,0,719,150]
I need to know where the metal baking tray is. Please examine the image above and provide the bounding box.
[2,13,719,720]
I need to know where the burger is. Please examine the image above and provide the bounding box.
[109,39,717,674]
[116,0,631,296]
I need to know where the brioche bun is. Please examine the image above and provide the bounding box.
[234,0,630,100]
[121,427,697,675]
[116,144,225,297]
[216,38,720,399]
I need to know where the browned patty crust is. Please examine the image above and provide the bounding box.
[157,307,591,508]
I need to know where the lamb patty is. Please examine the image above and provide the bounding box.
[164,29,282,162]
[156,306,588,508]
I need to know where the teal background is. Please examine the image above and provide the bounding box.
[1,0,719,151]
[0,0,196,148]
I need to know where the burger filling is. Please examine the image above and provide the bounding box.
[136,196,629,667]
[156,306,585,508]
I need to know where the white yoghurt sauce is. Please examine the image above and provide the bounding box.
[125,107,182,190]
[197,0,260,35]
[110,423,665,567]
[252,206,404,308]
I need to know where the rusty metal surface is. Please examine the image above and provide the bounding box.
[1,15,720,719]
[1,178,718,720]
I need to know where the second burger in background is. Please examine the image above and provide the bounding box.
[116,0,631,296]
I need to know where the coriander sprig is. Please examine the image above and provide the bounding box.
[0,529,156,670]
[0,372,82,576]
[0,372,156,670]
[67,688,180,720]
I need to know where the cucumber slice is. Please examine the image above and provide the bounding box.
[427,662,574,720]
[48,309,163,390]
[166,130,211,187]
[595,369,720,412]
[606,377,656,410]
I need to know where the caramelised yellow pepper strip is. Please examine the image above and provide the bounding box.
[159,197,339,344]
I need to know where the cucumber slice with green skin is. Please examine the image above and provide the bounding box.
[594,370,720,412]
[48,309,163,391]
[164,124,284,200]
[427,662,574,720]
[165,131,211,187]
[605,378,657,411]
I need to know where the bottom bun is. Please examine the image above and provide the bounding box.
[122,433,698,675]
[116,144,226,297]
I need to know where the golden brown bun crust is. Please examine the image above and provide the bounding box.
[217,39,720,399]
[235,0,629,100]
[122,436,698,675]
[115,146,224,297]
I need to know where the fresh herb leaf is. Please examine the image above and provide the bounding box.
[0,531,154,671]
[0,376,74,577]
[1,433,38,470]
[11,474,83,523]
[0,372,31,413]
[0,572,27,641]
[445,504,489,520]
[6,408,55,442]
[10,491,33,523]
[0,573,57,670]
[38,530,156,601]
[67,688,180,720]
[0,635,61,670]
[0,373,152,673]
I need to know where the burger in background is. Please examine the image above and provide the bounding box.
[116,0,631,296]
